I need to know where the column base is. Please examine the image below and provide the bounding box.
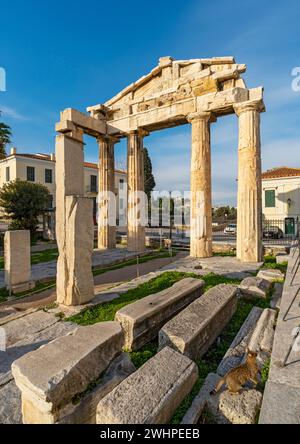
[190,238,212,258]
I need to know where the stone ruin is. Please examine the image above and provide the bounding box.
[54,55,265,306]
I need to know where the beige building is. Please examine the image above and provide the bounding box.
[262,167,300,235]
[0,147,127,223]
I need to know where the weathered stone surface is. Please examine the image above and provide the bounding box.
[217,307,263,377]
[115,278,204,351]
[0,321,77,387]
[181,372,219,424]
[0,381,22,424]
[259,247,300,424]
[270,282,283,309]
[159,284,238,360]
[207,388,262,424]
[239,276,272,299]
[235,101,263,263]
[57,196,94,306]
[188,113,212,258]
[12,322,124,424]
[98,136,117,249]
[257,268,285,282]
[248,308,276,355]
[1,311,58,348]
[259,381,300,424]
[58,353,135,424]
[276,254,289,265]
[96,347,198,424]
[127,130,146,252]
[4,230,31,291]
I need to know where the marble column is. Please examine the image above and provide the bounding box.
[188,112,213,258]
[55,126,94,305]
[98,136,118,249]
[127,129,147,252]
[234,101,263,263]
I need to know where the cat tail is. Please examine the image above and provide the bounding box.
[210,377,225,395]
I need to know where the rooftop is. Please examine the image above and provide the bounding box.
[262,167,300,179]
[1,151,126,174]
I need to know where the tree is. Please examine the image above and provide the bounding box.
[0,180,51,236]
[0,116,12,159]
[143,147,156,199]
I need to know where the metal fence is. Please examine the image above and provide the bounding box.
[143,217,300,247]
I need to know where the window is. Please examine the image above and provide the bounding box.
[119,198,124,211]
[45,169,53,184]
[265,190,276,208]
[119,179,124,190]
[6,167,10,182]
[27,166,35,182]
[90,175,97,193]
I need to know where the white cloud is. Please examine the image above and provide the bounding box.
[0,105,27,121]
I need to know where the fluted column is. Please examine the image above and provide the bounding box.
[188,112,213,258]
[127,129,147,252]
[98,136,118,249]
[234,101,263,263]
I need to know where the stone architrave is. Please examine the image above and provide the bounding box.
[234,100,263,263]
[98,136,118,249]
[187,112,213,258]
[127,130,147,252]
[55,127,94,306]
[4,230,34,293]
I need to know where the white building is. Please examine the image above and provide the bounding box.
[0,148,127,223]
[262,167,300,235]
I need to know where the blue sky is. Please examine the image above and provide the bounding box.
[1,0,300,205]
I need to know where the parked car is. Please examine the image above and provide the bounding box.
[224,224,237,235]
[263,226,284,239]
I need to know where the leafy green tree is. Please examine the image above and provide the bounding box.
[143,147,156,199]
[0,180,51,236]
[0,120,11,159]
[212,206,237,221]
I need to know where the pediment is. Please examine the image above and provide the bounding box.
[103,56,247,120]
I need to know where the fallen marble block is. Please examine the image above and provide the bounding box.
[159,284,238,360]
[12,322,124,424]
[257,268,285,282]
[115,278,204,351]
[96,346,198,424]
[206,387,263,424]
[239,276,272,299]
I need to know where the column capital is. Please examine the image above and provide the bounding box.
[234,99,265,117]
[187,112,216,124]
[128,128,149,138]
[97,134,120,145]
[55,120,84,143]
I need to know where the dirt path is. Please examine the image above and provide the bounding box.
[0,253,187,312]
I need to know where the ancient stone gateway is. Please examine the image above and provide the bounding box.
[55,56,265,304]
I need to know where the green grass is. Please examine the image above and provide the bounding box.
[262,255,288,274]
[0,280,56,304]
[129,342,158,369]
[68,271,242,326]
[0,248,59,269]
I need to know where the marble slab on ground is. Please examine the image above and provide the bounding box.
[162,256,262,279]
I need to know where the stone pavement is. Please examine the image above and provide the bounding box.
[259,244,300,424]
[0,248,149,288]
[162,255,262,279]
